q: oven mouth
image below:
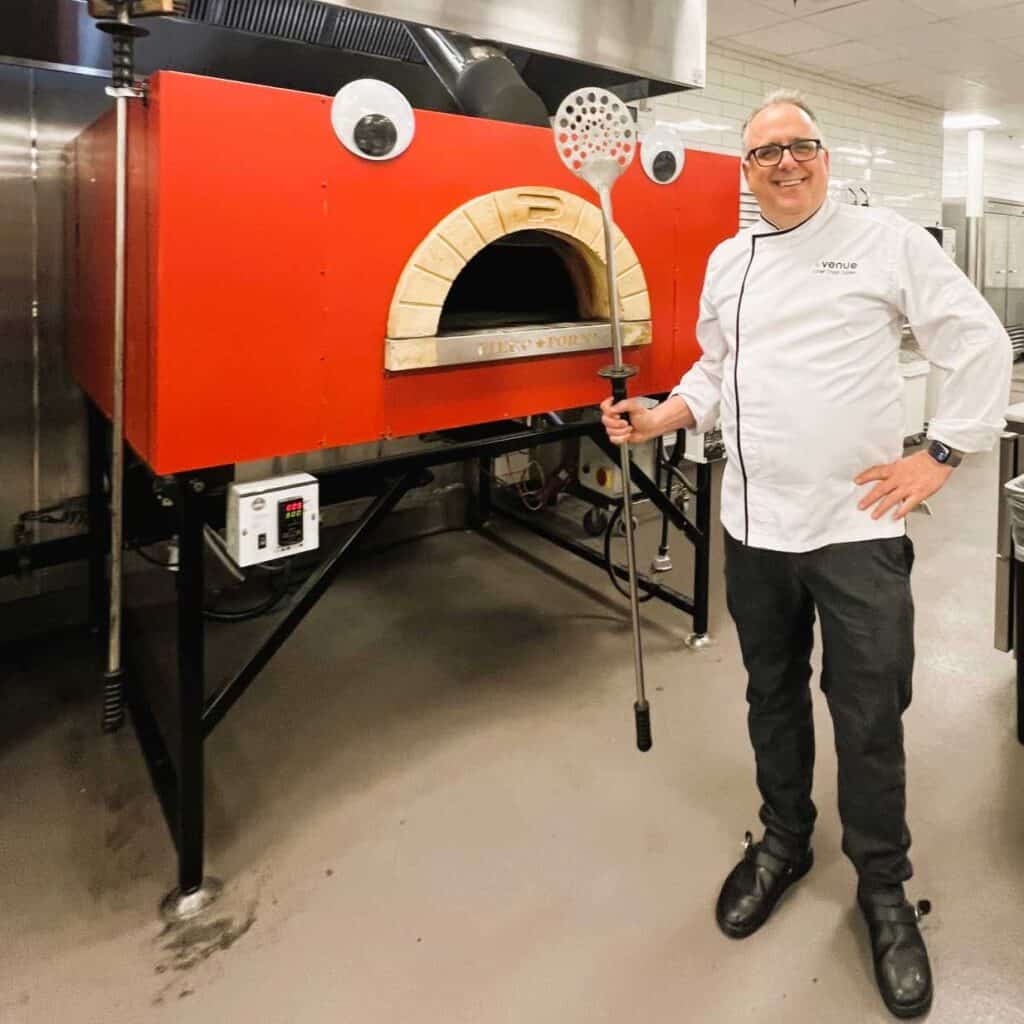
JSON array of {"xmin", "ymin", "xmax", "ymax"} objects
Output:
[
  {"xmin": 438, "ymin": 230, "xmax": 590, "ymax": 333},
  {"xmin": 384, "ymin": 187, "xmax": 652, "ymax": 372}
]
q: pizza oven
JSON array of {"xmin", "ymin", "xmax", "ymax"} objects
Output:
[{"xmin": 67, "ymin": 70, "xmax": 739, "ymax": 475}]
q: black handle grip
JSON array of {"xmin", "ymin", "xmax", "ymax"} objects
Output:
[
  {"xmin": 634, "ymin": 701, "xmax": 652, "ymax": 752},
  {"xmin": 612, "ymin": 376, "xmax": 630, "ymax": 425}
]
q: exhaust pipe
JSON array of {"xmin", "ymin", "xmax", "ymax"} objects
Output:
[{"xmin": 404, "ymin": 25, "xmax": 549, "ymax": 126}]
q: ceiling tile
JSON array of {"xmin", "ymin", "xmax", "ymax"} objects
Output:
[
  {"xmin": 967, "ymin": 61, "xmax": 1024, "ymax": 91},
  {"xmin": 711, "ymin": 0, "xmax": 1024, "ymax": 152},
  {"xmin": 804, "ymin": 0, "xmax": 940, "ymax": 36},
  {"xmin": 904, "ymin": 74, "xmax": 966, "ymax": 104},
  {"xmin": 920, "ymin": 39, "xmax": 1024, "ymax": 72},
  {"xmin": 708, "ymin": 0, "xmax": 793, "ymax": 39},
  {"xmin": 881, "ymin": 20, "xmax": 967, "ymax": 52},
  {"xmin": 940, "ymin": 4, "xmax": 1024, "ymax": 39},
  {"xmin": 911, "ymin": 0, "xmax": 1022, "ymax": 14},
  {"xmin": 722, "ymin": 19, "xmax": 848, "ymax": 54},
  {"xmin": 842, "ymin": 58, "xmax": 929, "ymax": 84},
  {"xmin": 794, "ymin": 40, "xmax": 895, "ymax": 69},
  {"xmin": 756, "ymin": 0, "xmax": 857, "ymax": 12},
  {"xmin": 877, "ymin": 20, "xmax": 1023, "ymax": 66}
]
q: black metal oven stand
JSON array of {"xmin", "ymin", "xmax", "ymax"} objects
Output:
[{"xmin": 86, "ymin": 411, "xmax": 716, "ymax": 913}]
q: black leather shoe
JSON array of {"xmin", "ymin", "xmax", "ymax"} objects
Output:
[
  {"xmin": 715, "ymin": 831, "xmax": 813, "ymax": 939},
  {"xmin": 859, "ymin": 893, "xmax": 933, "ymax": 1019}
]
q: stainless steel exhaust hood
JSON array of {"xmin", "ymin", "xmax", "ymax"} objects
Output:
[
  {"xmin": 3, "ymin": 1, "xmax": 706, "ymax": 110},
  {"xmin": 322, "ymin": 1, "xmax": 708, "ymax": 92}
]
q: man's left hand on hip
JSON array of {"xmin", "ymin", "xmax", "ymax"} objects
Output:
[{"xmin": 855, "ymin": 451, "xmax": 955, "ymax": 520}]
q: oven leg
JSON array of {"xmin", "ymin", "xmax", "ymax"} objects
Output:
[
  {"xmin": 468, "ymin": 456, "xmax": 493, "ymax": 529},
  {"xmin": 685, "ymin": 461, "xmax": 713, "ymax": 650},
  {"xmin": 160, "ymin": 473, "xmax": 222, "ymax": 921}
]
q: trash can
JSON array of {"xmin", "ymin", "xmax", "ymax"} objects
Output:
[
  {"xmin": 1003, "ymin": 472, "xmax": 1024, "ymax": 743},
  {"xmin": 1006, "ymin": 473, "xmax": 1024, "ymax": 554}
]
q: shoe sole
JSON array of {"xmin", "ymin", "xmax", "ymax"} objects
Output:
[{"xmin": 715, "ymin": 850, "xmax": 814, "ymax": 940}]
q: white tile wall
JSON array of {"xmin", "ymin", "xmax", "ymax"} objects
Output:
[
  {"xmin": 943, "ymin": 146, "xmax": 1024, "ymax": 204},
  {"xmin": 636, "ymin": 45, "xmax": 946, "ymax": 229}
]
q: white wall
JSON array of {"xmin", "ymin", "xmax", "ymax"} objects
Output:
[
  {"xmin": 943, "ymin": 143, "xmax": 1024, "ymax": 204},
  {"xmin": 636, "ymin": 45, "xmax": 945, "ymax": 229}
]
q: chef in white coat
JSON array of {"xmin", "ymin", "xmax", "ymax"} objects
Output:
[{"xmin": 602, "ymin": 90, "xmax": 1010, "ymax": 1019}]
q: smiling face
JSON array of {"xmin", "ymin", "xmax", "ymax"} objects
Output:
[{"xmin": 742, "ymin": 103, "xmax": 830, "ymax": 230}]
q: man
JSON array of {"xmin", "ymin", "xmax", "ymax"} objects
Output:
[{"xmin": 602, "ymin": 90, "xmax": 1010, "ymax": 1018}]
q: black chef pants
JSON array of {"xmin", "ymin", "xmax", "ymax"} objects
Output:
[{"xmin": 723, "ymin": 531, "xmax": 915, "ymax": 891}]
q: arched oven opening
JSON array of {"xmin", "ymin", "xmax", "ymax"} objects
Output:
[{"xmin": 437, "ymin": 229, "xmax": 603, "ymax": 334}]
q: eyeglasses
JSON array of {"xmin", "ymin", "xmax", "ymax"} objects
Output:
[{"xmin": 746, "ymin": 138, "xmax": 823, "ymax": 167}]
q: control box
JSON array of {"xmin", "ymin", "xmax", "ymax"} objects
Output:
[
  {"xmin": 226, "ymin": 473, "xmax": 319, "ymax": 567},
  {"xmin": 578, "ymin": 435, "xmax": 659, "ymax": 498},
  {"xmin": 577, "ymin": 397, "xmax": 688, "ymax": 498}
]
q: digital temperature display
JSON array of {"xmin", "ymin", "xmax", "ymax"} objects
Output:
[{"xmin": 277, "ymin": 496, "xmax": 304, "ymax": 547}]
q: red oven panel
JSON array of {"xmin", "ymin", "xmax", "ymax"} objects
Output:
[{"xmin": 68, "ymin": 72, "xmax": 739, "ymax": 475}]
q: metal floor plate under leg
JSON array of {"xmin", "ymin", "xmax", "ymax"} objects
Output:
[{"xmin": 160, "ymin": 877, "xmax": 224, "ymax": 923}]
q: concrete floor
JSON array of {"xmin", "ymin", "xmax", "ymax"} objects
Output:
[{"xmin": 3, "ymin": 443, "xmax": 1024, "ymax": 1024}]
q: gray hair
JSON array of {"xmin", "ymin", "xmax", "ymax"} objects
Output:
[{"xmin": 741, "ymin": 89, "xmax": 825, "ymax": 151}]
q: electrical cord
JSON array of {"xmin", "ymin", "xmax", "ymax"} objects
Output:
[
  {"xmin": 603, "ymin": 503, "xmax": 656, "ymax": 603},
  {"xmin": 202, "ymin": 557, "xmax": 318, "ymax": 623},
  {"xmin": 130, "ymin": 542, "xmax": 176, "ymax": 569},
  {"xmin": 662, "ymin": 460, "xmax": 697, "ymax": 497},
  {"xmin": 485, "ymin": 457, "xmax": 548, "ymax": 511},
  {"xmin": 14, "ymin": 497, "xmax": 90, "ymax": 547},
  {"xmin": 17, "ymin": 498, "xmax": 89, "ymax": 528},
  {"xmin": 516, "ymin": 459, "xmax": 547, "ymax": 511},
  {"xmin": 203, "ymin": 586, "xmax": 290, "ymax": 622}
]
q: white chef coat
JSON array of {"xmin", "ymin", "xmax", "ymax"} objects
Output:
[{"xmin": 671, "ymin": 198, "xmax": 1011, "ymax": 553}]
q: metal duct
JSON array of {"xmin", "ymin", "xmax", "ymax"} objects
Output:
[{"xmin": 404, "ymin": 25, "xmax": 548, "ymax": 127}]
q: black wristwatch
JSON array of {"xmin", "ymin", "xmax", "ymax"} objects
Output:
[{"xmin": 927, "ymin": 440, "xmax": 963, "ymax": 468}]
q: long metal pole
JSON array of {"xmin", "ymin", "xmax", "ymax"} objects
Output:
[
  {"xmin": 598, "ymin": 187, "xmax": 650, "ymax": 749},
  {"xmin": 102, "ymin": 2, "xmax": 130, "ymax": 732}
]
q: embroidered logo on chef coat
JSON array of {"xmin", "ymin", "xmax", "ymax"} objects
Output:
[{"xmin": 813, "ymin": 258, "xmax": 859, "ymax": 275}]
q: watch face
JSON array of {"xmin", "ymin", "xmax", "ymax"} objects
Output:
[{"xmin": 931, "ymin": 442, "xmax": 950, "ymax": 463}]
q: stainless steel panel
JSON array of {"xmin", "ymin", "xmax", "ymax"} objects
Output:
[
  {"xmin": 995, "ymin": 555, "xmax": 1013, "ymax": 653},
  {"xmin": 6, "ymin": 2, "xmax": 701, "ymax": 109},
  {"xmin": 983, "ymin": 211, "xmax": 1008, "ymax": 322},
  {"xmin": 321, "ymin": 0, "xmax": 708, "ymax": 88},
  {"xmin": 942, "ymin": 200, "xmax": 968, "ymax": 275},
  {"xmin": 385, "ymin": 320, "xmax": 652, "ymax": 372},
  {"xmin": 1006, "ymin": 216, "xmax": 1024, "ymax": 326},
  {"xmin": 0, "ymin": 64, "xmax": 111, "ymax": 603},
  {"xmin": 0, "ymin": 64, "xmax": 35, "ymax": 601},
  {"xmin": 35, "ymin": 69, "xmax": 110, "ymax": 511}
]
